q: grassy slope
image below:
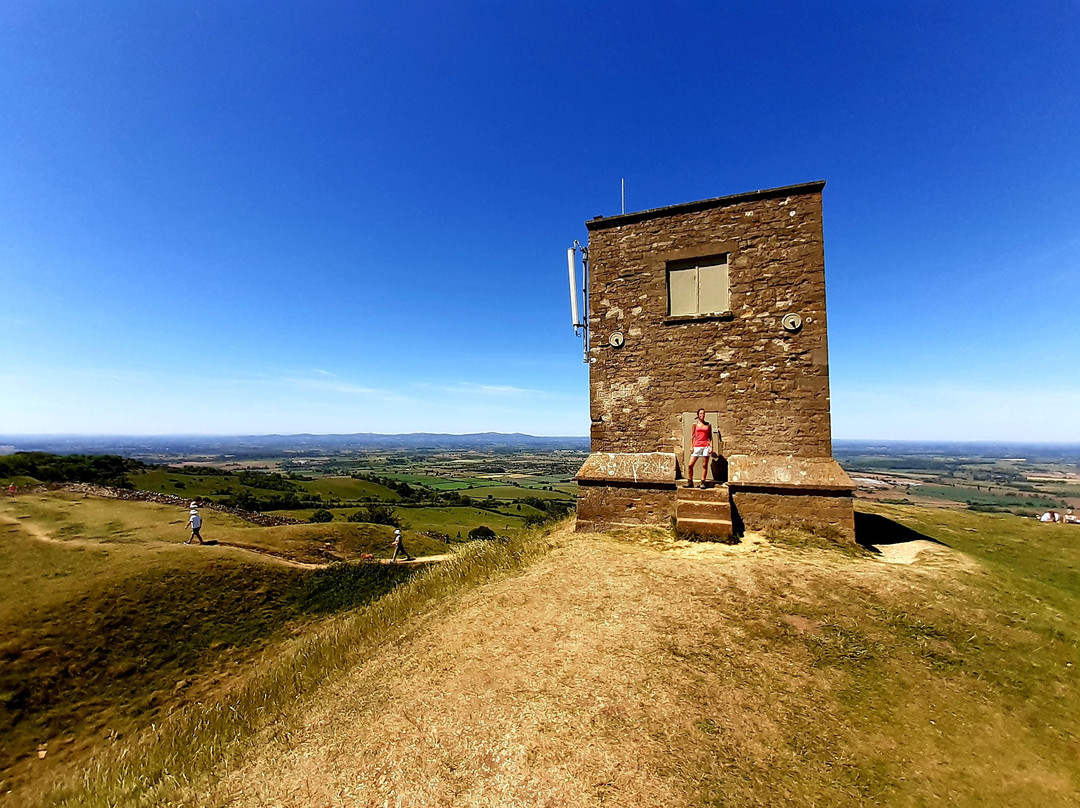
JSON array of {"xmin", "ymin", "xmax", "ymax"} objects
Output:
[
  {"xmin": 0, "ymin": 493, "xmax": 446, "ymax": 796},
  {"xmin": 200, "ymin": 506, "xmax": 1077, "ymax": 807},
  {"xmin": 296, "ymin": 476, "xmax": 401, "ymax": 501},
  {"xmin": 275, "ymin": 505, "xmax": 531, "ymax": 536},
  {"xmin": 397, "ymin": 505, "xmax": 527, "ymax": 535}
]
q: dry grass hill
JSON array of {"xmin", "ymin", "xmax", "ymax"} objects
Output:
[
  {"xmin": 197, "ymin": 518, "xmax": 1079, "ymax": 808},
  {"xmin": 3, "ymin": 493, "xmax": 1079, "ymax": 806}
]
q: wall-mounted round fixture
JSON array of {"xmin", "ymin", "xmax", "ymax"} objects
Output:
[
  {"xmin": 609, "ymin": 331, "xmax": 625, "ymax": 348},
  {"xmin": 781, "ymin": 313, "xmax": 803, "ymax": 333}
]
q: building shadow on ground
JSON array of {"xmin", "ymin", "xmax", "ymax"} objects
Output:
[{"xmin": 854, "ymin": 511, "xmax": 947, "ymax": 554}]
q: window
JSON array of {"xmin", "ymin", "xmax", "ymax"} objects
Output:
[{"xmin": 667, "ymin": 255, "xmax": 729, "ymax": 317}]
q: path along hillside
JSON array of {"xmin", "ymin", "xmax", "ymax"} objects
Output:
[{"xmin": 193, "ymin": 509, "xmax": 1080, "ymax": 807}]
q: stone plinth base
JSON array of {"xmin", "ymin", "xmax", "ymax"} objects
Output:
[
  {"xmin": 574, "ymin": 452, "xmax": 855, "ymax": 544},
  {"xmin": 726, "ymin": 454, "xmax": 855, "ymax": 543},
  {"xmin": 730, "ymin": 489, "xmax": 856, "ymax": 543},
  {"xmin": 576, "ymin": 483, "xmax": 676, "ymax": 532}
]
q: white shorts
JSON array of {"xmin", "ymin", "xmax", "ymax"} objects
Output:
[{"xmin": 691, "ymin": 446, "xmax": 711, "ymax": 458}]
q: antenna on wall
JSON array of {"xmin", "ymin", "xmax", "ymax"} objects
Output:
[
  {"xmin": 567, "ymin": 240, "xmax": 590, "ymax": 364},
  {"xmin": 621, "ymin": 178, "xmax": 625, "ymax": 215}
]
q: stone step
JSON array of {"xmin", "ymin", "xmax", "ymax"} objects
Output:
[
  {"xmin": 675, "ymin": 516, "xmax": 733, "ymax": 538},
  {"xmin": 675, "ymin": 485, "xmax": 729, "ymax": 502},
  {"xmin": 675, "ymin": 500, "xmax": 733, "ymax": 520}
]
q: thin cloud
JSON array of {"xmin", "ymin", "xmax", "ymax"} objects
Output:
[
  {"xmin": 418, "ymin": 381, "xmax": 551, "ymax": 397},
  {"xmin": 283, "ymin": 377, "xmax": 393, "ymax": 397}
]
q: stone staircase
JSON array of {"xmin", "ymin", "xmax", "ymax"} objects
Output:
[{"xmin": 675, "ymin": 484, "xmax": 734, "ymax": 539}]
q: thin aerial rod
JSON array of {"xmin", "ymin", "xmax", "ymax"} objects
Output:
[{"xmin": 621, "ymin": 178, "xmax": 625, "ymax": 214}]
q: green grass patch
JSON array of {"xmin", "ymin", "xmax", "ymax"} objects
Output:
[
  {"xmin": 696, "ymin": 515, "xmax": 1080, "ymax": 806},
  {"xmin": 296, "ymin": 476, "xmax": 401, "ymax": 501},
  {"xmin": 393, "ymin": 506, "xmax": 525, "ymax": 537}
]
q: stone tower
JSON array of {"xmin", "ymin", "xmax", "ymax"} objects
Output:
[{"xmin": 574, "ymin": 181, "xmax": 855, "ymax": 541}]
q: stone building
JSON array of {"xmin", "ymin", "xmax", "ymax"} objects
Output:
[{"xmin": 574, "ymin": 181, "xmax": 855, "ymax": 541}]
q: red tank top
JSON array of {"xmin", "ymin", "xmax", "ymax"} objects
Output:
[{"xmin": 692, "ymin": 421, "xmax": 711, "ymax": 448}]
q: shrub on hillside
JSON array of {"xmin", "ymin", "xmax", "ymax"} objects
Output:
[
  {"xmin": 347, "ymin": 503, "xmax": 401, "ymax": 528},
  {"xmin": 468, "ymin": 525, "xmax": 496, "ymax": 541},
  {"xmin": 221, "ymin": 490, "xmax": 320, "ymax": 512},
  {"xmin": 309, "ymin": 509, "xmax": 334, "ymax": 523}
]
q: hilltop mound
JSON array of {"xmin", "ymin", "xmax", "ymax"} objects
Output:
[
  {"xmin": 191, "ymin": 515, "xmax": 1079, "ymax": 807},
  {"xmin": 12, "ymin": 502, "xmax": 1080, "ymax": 806}
]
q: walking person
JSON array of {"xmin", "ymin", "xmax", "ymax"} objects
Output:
[
  {"xmin": 185, "ymin": 503, "xmax": 204, "ymax": 545},
  {"xmin": 390, "ymin": 528, "xmax": 413, "ymax": 562},
  {"xmin": 7, "ymin": 483, "xmax": 15, "ymax": 497},
  {"xmin": 686, "ymin": 408, "xmax": 714, "ymax": 488}
]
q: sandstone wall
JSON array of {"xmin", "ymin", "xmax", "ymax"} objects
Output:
[
  {"xmin": 731, "ymin": 490, "xmax": 856, "ymax": 543},
  {"xmin": 585, "ymin": 182, "xmax": 833, "ymax": 460},
  {"xmin": 576, "ymin": 485, "xmax": 676, "ymax": 532}
]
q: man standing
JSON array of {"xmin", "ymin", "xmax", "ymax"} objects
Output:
[
  {"xmin": 185, "ymin": 503, "xmax": 204, "ymax": 545},
  {"xmin": 686, "ymin": 408, "xmax": 714, "ymax": 488},
  {"xmin": 391, "ymin": 528, "xmax": 413, "ymax": 562}
]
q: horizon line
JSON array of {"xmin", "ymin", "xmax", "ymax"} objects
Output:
[{"xmin": 1, "ymin": 433, "xmax": 1079, "ymax": 447}]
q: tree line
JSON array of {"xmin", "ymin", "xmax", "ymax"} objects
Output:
[{"xmin": 0, "ymin": 452, "xmax": 146, "ymax": 487}]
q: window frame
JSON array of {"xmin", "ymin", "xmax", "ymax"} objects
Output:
[{"xmin": 664, "ymin": 252, "xmax": 733, "ymax": 322}]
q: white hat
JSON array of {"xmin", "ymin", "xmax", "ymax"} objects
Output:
[{"xmin": 189, "ymin": 502, "xmax": 198, "ymax": 509}]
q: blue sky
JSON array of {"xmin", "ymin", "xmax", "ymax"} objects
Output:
[{"xmin": 2, "ymin": 1, "xmax": 1078, "ymax": 440}]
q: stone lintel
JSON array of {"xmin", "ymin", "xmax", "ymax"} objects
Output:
[
  {"xmin": 575, "ymin": 452, "xmax": 678, "ymax": 486},
  {"xmin": 726, "ymin": 454, "xmax": 854, "ymax": 492}
]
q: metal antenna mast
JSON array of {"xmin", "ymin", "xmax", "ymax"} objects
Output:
[{"xmin": 567, "ymin": 241, "xmax": 590, "ymax": 364}]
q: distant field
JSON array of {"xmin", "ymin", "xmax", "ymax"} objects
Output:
[
  {"xmin": 456, "ymin": 484, "xmax": 570, "ymax": 500},
  {"xmin": 297, "ymin": 476, "xmax": 401, "ymax": 501},
  {"xmin": 379, "ymin": 474, "xmax": 504, "ymax": 490},
  {"xmin": 1030, "ymin": 481, "xmax": 1080, "ymax": 505},
  {"xmin": 128, "ymin": 468, "xmax": 253, "ymax": 498},
  {"xmin": 914, "ymin": 483, "xmax": 1065, "ymax": 512},
  {"xmin": 398, "ymin": 506, "xmax": 525, "ymax": 536}
]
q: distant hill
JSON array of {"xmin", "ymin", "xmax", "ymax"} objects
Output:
[
  {"xmin": 0, "ymin": 432, "xmax": 590, "ymax": 459},
  {"xmin": 833, "ymin": 439, "xmax": 1080, "ymax": 465}
]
